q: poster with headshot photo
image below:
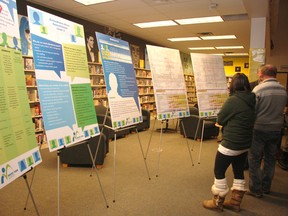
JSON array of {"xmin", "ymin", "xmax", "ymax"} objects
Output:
[{"xmin": 85, "ymin": 32, "xmax": 99, "ymax": 63}]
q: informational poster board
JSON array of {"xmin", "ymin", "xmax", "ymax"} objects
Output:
[
  {"xmin": 18, "ymin": 15, "xmax": 33, "ymax": 57},
  {"xmin": 190, "ymin": 53, "xmax": 228, "ymax": 117},
  {"xmin": 27, "ymin": 6, "xmax": 99, "ymax": 152},
  {"xmin": 146, "ymin": 45, "xmax": 190, "ymax": 120},
  {"xmin": 249, "ymin": 48, "xmax": 265, "ymax": 82},
  {"xmin": 96, "ymin": 32, "xmax": 142, "ymax": 129},
  {"xmin": 0, "ymin": 0, "xmax": 42, "ymax": 189}
]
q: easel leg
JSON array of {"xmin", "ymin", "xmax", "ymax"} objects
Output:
[
  {"xmin": 156, "ymin": 121, "xmax": 163, "ymax": 177},
  {"xmin": 180, "ymin": 120, "xmax": 194, "ymax": 166},
  {"xmin": 145, "ymin": 117, "xmax": 157, "ymax": 159},
  {"xmin": 135, "ymin": 128, "xmax": 151, "ymax": 180},
  {"xmin": 113, "ymin": 133, "xmax": 117, "ymax": 203},
  {"xmin": 57, "ymin": 151, "xmax": 60, "ymax": 216},
  {"xmin": 86, "ymin": 141, "xmax": 109, "ymax": 208},
  {"xmin": 197, "ymin": 120, "xmax": 205, "ymax": 164},
  {"xmin": 23, "ymin": 167, "xmax": 37, "ymax": 210},
  {"xmin": 23, "ymin": 174, "xmax": 40, "ymax": 216}
]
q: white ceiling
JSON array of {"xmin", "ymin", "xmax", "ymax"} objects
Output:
[{"xmin": 26, "ymin": 0, "xmax": 269, "ymax": 55}]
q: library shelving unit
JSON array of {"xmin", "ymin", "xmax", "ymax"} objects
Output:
[
  {"xmin": 23, "ymin": 55, "xmax": 46, "ymax": 145},
  {"xmin": 184, "ymin": 74, "xmax": 197, "ymax": 105},
  {"xmin": 88, "ymin": 62, "xmax": 108, "ymax": 107},
  {"xmin": 135, "ymin": 68, "xmax": 156, "ymax": 118}
]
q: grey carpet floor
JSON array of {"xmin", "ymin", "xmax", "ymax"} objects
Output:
[{"xmin": 1, "ymin": 124, "xmax": 288, "ymax": 216}]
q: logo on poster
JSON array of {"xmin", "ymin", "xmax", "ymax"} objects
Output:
[{"xmin": 1, "ymin": 164, "xmax": 15, "ymax": 185}]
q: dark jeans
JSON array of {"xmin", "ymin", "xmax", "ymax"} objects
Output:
[
  {"xmin": 214, "ymin": 151, "xmax": 248, "ymax": 180},
  {"xmin": 248, "ymin": 129, "xmax": 281, "ymax": 194}
]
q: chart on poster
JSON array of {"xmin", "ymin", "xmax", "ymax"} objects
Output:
[
  {"xmin": 190, "ymin": 53, "xmax": 228, "ymax": 117},
  {"xmin": 146, "ymin": 45, "xmax": 190, "ymax": 120},
  {"xmin": 27, "ymin": 6, "xmax": 99, "ymax": 152},
  {"xmin": 0, "ymin": 0, "xmax": 42, "ymax": 189},
  {"xmin": 96, "ymin": 32, "xmax": 142, "ymax": 129}
]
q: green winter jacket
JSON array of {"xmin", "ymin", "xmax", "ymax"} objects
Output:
[{"xmin": 217, "ymin": 91, "xmax": 256, "ymax": 150}]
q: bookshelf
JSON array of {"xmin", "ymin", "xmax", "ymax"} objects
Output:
[
  {"xmin": 135, "ymin": 68, "xmax": 156, "ymax": 118},
  {"xmin": 184, "ymin": 74, "xmax": 197, "ymax": 105},
  {"xmin": 88, "ymin": 62, "xmax": 108, "ymax": 106},
  {"xmin": 23, "ymin": 55, "xmax": 46, "ymax": 145}
]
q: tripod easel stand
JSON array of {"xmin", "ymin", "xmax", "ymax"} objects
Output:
[{"xmin": 145, "ymin": 117, "xmax": 194, "ymax": 178}]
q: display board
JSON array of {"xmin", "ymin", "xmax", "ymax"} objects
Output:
[
  {"xmin": 27, "ymin": 6, "xmax": 99, "ymax": 152},
  {"xmin": 96, "ymin": 32, "xmax": 142, "ymax": 129},
  {"xmin": 146, "ymin": 45, "xmax": 190, "ymax": 120},
  {"xmin": 190, "ymin": 53, "xmax": 228, "ymax": 117},
  {"xmin": 0, "ymin": 0, "xmax": 42, "ymax": 189}
]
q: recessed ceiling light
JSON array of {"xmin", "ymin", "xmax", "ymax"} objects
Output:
[
  {"xmin": 175, "ymin": 16, "xmax": 223, "ymax": 25},
  {"xmin": 134, "ymin": 20, "xmax": 178, "ymax": 28},
  {"xmin": 74, "ymin": 0, "xmax": 114, "ymax": 6},
  {"xmin": 216, "ymin": 46, "xmax": 244, "ymax": 49},
  {"xmin": 189, "ymin": 47, "xmax": 215, "ymax": 50},
  {"xmin": 168, "ymin": 37, "xmax": 201, "ymax": 42},
  {"xmin": 200, "ymin": 35, "xmax": 236, "ymax": 40}
]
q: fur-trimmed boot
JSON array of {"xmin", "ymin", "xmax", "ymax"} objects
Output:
[
  {"xmin": 224, "ymin": 179, "xmax": 246, "ymax": 212},
  {"xmin": 203, "ymin": 178, "xmax": 229, "ymax": 211}
]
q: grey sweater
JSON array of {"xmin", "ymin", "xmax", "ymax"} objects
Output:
[{"xmin": 253, "ymin": 78, "xmax": 287, "ymax": 131}]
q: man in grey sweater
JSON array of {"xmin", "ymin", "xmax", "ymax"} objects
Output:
[{"xmin": 248, "ymin": 64, "xmax": 287, "ymax": 198}]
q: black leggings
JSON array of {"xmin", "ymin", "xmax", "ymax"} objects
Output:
[{"xmin": 214, "ymin": 151, "xmax": 247, "ymax": 179}]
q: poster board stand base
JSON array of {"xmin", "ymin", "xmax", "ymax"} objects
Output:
[
  {"xmin": 145, "ymin": 117, "xmax": 194, "ymax": 177},
  {"xmin": 22, "ymin": 168, "xmax": 40, "ymax": 216},
  {"xmin": 109, "ymin": 125, "xmax": 151, "ymax": 203}
]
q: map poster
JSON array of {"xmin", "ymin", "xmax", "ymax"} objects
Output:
[
  {"xmin": 190, "ymin": 53, "xmax": 228, "ymax": 117},
  {"xmin": 0, "ymin": 0, "xmax": 42, "ymax": 189},
  {"xmin": 146, "ymin": 45, "xmax": 190, "ymax": 120},
  {"xmin": 96, "ymin": 32, "xmax": 142, "ymax": 129},
  {"xmin": 27, "ymin": 6, "xmax": 99, "ymax": 152}
]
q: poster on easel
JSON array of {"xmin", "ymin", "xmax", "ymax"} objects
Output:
[
  {"xmin": 95, "ymin": 32, "xmax": 142, "ymax": 129},
  {"xmin": 0, "ymin": 0, "xmax": 42, "ymax": 189},
  {"xmin": 190, "ymin": 53, "xmax": 228, "ymax": 117},
  {"xmin": 146, "ymin": 45, "xmax": 190, "ymax": 120},
  {"xmin": 27, "ymin": 6, "xmax": 99, "ymax": 152}
]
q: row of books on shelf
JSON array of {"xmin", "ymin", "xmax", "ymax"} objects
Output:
[
  {"xmin": 27, "ymin": 89, "xmax": 39, "ymax": 103},
  {"xmin": 184, "ymin": 75, "xmax": 194, "ymax": 82},
  {"xmin": 135, "ymin": 70, "xmax": 151, "ymax": 78},
  {"xmin": 138, "ymin": 86, "xmax": 153, "ymax": 95},
  {"xmin": 30, "ymin": 104, "xmax": 42, "ymax": 117},
  {"xmin": 25, "ymin": 74, "xmax": 36, "ymax": 86},
  {"xmin": 141, "ymin": 103, "xmax": 156, "ymax": 111},
  {"xmin": 186, "ymin": 87, "xmax": 195, "ymax": 92},
  {"xmin": 92, "ymin": 88, "xmax": 107, "ymax": 97},
  {"xmin": 140, "ymin": 95, "xmax": 155, "ymax": 103},
  {"xmin": 91, "ymin": 76, "xmax": 105, "ymax": 85},
  {"xmin": 93, "ymin": 99, "xmax": 109, "ymax": 107},
  {"xmin": 89, "ymin": 64, "xmax": 103, "ymax": 75},
  {"xmin": 34, "ymin": 118, "xmax": 44, "ymax": 132},
  {"xmin": 137, "ymin": 79, "xmax": 153, "ymax": 86}
]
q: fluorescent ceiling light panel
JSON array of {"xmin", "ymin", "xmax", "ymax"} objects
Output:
[
  {"xmin": 175, "ymin": 16, "xmax": 223, "ymax": 25},
  {"xmin": 225, "ymin": 52, "xmax": 248, "ymax": 56},
  {"xmin": 168, "ymin": 37, "xmax": 201, "ymax": 42},
  {"xmin": 216, "ymin": 46, "xmax": 244, "ymax": 49},
  {"xmin": 74, "ymin": 0, "xmax": 114, "ymax": 5},
  {"xmin": 134, "ymin": 20, "xmax": 177, "ymax": 28},
  {"xmin": 200, "ymin": 35, "xmax": 236, "ymax": 40},
  {"xmin": 189, "ymin": 47, "xmax": 215, "ymax": 50}
]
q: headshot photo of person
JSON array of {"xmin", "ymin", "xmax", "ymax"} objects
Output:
[{"xmin": 85, "ymin": 34, "xmax": 98, "ymax": 63}]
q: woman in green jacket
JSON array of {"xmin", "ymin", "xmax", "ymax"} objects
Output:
[{"xmin": 203, "ymin": 73, "xmax": 256, "ymax": 212}]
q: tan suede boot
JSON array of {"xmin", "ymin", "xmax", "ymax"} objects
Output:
[
  {"xmin": 223, "ymin": 189, "xmax": 245, "ymax": 212},
  {"xmin": 203, "ymin": 195, "xmax": 225, "ymax": 211}
]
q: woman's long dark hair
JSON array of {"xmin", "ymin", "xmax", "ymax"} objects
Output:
[{"xmin": 229, "ymin": 73, "xmax": 251, "ymax": 95}]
